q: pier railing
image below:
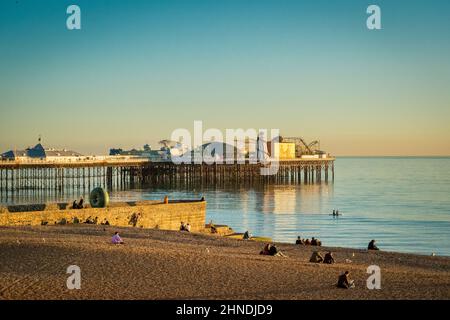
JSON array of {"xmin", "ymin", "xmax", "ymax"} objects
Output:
[{"xmin": 0, "ymin": 157, "xmax": 150, "ymax": 168}]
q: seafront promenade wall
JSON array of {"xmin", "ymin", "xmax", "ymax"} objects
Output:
[{"xmin": 0, "ymin": 200, "xmax": 206, "ymax": 232}]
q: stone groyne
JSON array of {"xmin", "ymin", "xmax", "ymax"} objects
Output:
[{"xmin": 0, "ymin": 199, "xmax": 206, "ymax": 232}]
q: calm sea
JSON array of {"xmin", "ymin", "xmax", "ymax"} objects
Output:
[
  {"xmin": 110, "ymin": 157, "xmax": 450, "ymax": 256},
  {"xmin": 2, "ymin": 157, "xmax": 450, "ymax": 256}
]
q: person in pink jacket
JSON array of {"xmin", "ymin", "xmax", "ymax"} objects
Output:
[{"xmin": 111, "ymin": 232, "xmax": 124, "ymax": 244}]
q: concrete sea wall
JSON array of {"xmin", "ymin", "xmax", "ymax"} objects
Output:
[{"xmin": 0, "ymin": 200, "xmax": 206, "ymax": 232}]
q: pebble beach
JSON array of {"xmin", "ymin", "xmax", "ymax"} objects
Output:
[{"xmin": 0, "ymin": 225, "xmax": 449, "ymax": 300}]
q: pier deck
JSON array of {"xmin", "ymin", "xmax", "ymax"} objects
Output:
[{"xmin": 0, "ymin": 157, "xmax": 335, "ymax": 195}]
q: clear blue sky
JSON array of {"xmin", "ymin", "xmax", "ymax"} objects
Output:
[{"xmin": 1, "ymin": 0, "xmax": 449, "ymax": 155}]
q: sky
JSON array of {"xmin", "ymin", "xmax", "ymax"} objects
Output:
[{"xmin": 0, "ymin": 0, "xmax": 449, "ymax": 156}]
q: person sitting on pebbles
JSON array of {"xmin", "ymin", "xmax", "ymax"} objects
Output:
[
  {"xmin": 337, "ymin": 271, "xmax": 355, "ymax": 289},
  {"xmin": 368, "ymin": 239, "xmax": 380, "ymax": 251},
  {"xmin": 269, "ymin": 244, "xmax": 286, "ymax": 257},
  {"xmin": 323, "ymin": 251, "xmax": 335, "ymax": 264},
  {"xmin": 295, "ymin": 236, "xmax": 305, "ymax": 245},
  {"xmin": 111, "ymin": 232, "xmax": 124, "ymax": 245},
  {"xmin": 260, "ymin": 244, "xmax": 286, "ymax": 257},
  {"xmin": 260, "ymin": 243, "xmax": 271, "ymax": 255},
  {"xmin": 243, "ymin": 231, "xmax": 251, "ymax": 240},
  {"xmin": 309, "ymin": 251, "xmax": 324, "ymax": 263},
  {"xmin": 304, "ymin": 238, "xmax": 311, "ymax": 245},
  {"xmin": 77, "ymin": 196, "xmax": 84, "ymax": 209},
  {"xmin": 310, "ymin": 237, "xmax": 322, "ymax": 246}
]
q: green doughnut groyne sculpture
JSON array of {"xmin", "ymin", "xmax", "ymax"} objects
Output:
[{"xmin": 89, "ymin": 187, "xmax": 110, "ymax": 208}]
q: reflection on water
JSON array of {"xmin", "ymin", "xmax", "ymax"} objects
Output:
[
  {"xmin": 258, "ymin": 184, "xmax": 334, "ymax": 214},
  {"xmin": 2, "ymin": 158, "xmax": 450, "ymax": 256}
]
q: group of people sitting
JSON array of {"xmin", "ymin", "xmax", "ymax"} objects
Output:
[
  {"xmin": 109, "ymin": 224, "xmax": 377, "ymax": 290},
  {"xmin": 180, "ymin": 222, "xmax": 191, "ymax": 232},
  {"xmin": 295, "ymin": 236, "xmax": 322, "ymax": 246},
  {"xmin": 72, "ymin": 197, "xmax": 84, "ymax": 209},
  {"xmin": 309, "ymin": 251, "xmax": 335, "ymax": 264},
  {"xmin": 260, "ymin": 243, "xmax": 286, "ymax": 257},
  {"xmin": 307, "ymin": 250, "xmax": 355, "ymax": 289}
]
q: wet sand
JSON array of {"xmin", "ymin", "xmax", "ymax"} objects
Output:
[{"xmin": 0, "ymin": 225, "xmax": 449, "ymax": 300}]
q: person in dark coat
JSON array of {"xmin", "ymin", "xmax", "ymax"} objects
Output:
[
  {"xmin": 323, "ymin": 251, "xmax": 335, "ymax": 264},
  {"xmin": 337, "ymin": 271, "xmax": 355, "ymax": 289},
  {"xmin": 268, "ymin": 244, "xmax": 286, "ymax": 257},
  {"xmin": 77, "ymin": 197, "xmax": 84, "ymax": 209},
  {"xmin": 368, "ymin": 239, "xmax": 380, "ymax": 251}
]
